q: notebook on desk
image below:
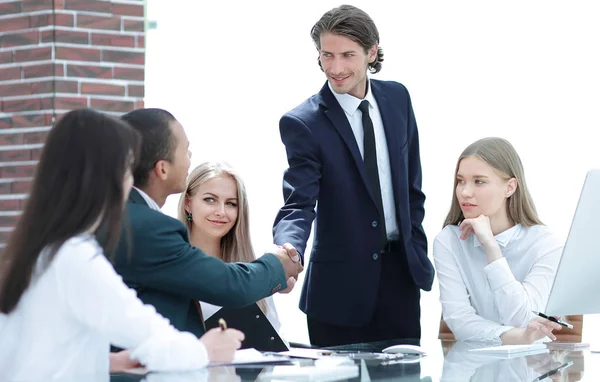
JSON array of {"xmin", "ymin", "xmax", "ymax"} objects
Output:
[
  {"xmin": 467, "ymin": 344, "xmax": 547, "ymax": 355},
  {"xmin": 204, "ymin": 303, "xmax": 289, "ymax": 352}
]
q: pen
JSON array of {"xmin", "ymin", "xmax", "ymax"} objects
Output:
[
  {"xmin": 218, "ymin": 318, "xmax": 227, "ymax": 331},
  {"xmin": 532, "ymin": 311, "xmax": 574, "ymax": 329},
  {"xmin": 532, "ymin": 361, "xmax": 573, "ymax": 382}
]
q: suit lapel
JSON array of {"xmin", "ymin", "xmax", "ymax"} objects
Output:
[{"xmin": 319, "ymin": 82, "xmax": 376, "ymax": 204}]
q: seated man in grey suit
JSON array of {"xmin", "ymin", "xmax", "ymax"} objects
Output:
[{"xmin": 110, "ymin": 108, "xmax": 302, "ymax": 340}]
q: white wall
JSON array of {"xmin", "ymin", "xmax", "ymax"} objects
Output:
[{"xmin": 145, "ymin": 0, "xmax": 600, "ymax": 345}]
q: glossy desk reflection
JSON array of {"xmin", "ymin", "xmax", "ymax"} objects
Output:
[{"xmin": 109, "ymin": 339, "xmax": 592, "ymax": 381}]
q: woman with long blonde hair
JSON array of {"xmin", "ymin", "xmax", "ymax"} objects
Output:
[
  {"xmin": 433, "ymin": 137, "xmax": 563, "ymax": 345},
  {"xmin": 178, "ymin": 162, "xmax": 282, "ymax": 331}
]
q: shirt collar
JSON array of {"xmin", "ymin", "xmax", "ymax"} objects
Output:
[
  {"xmin": 328, "ymin": 78, "xmax": 376, "ymax": 116},
  {"xmin": 473, "ymin": 224, "xmax": 522, "ymax": 248},
  {"xmin": 133, "ymin": 186, "xmax": 161, "ymax": 212}
]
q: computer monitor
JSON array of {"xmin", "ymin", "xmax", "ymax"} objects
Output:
[{"xmin": 545, "ymin": 169, "xmax": 600, "ymax": 316}]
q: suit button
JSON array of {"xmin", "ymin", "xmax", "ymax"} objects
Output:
[
  {"xmin": 372, "ymin": 253, "xmax": 379, "ymax": 260},
  {"xmin": 372, "ymin": 220, "xmax": 378, "ymax": 228}
]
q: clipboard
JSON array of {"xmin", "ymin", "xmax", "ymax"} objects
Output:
[{"xmin": 205, "ymin": 303, "xmax": 289, "ymax": 352}]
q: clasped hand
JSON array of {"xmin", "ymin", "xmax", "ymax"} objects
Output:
[{"xmin": 268, "ymin": 243, "xmax": 304, "ymax": 293}]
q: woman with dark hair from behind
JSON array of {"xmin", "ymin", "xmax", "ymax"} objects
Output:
[{"xmin": 0, "ymin": 109, "xmax": 244, "ymax": 381}]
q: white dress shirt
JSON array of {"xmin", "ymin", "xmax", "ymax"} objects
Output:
[
  {"xmin": 200, "ymin": 297, "xmax": 282, "ymax": 332},
  {"xmin": 0, "ymin": 235, "xmax": 208, "ymax": 381},
  {"xmin": 133, "ymin": 186, "xmax": 161, "ymax": 211},
  {"xmin": 433, "ymin": 224, "xmax": 563, "ymax": 342},
  {"xmin": 329, "ymin": 80, "xmax": 398, "ymax": 239}
]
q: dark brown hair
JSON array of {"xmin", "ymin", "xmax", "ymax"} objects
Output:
[
  {"xmin": 0, "ymin": 109, "xmax": 140, "ymax": 314},
  {"xmin": 311, "ymin": 4, "xmax": 384, "ymax": 73}
]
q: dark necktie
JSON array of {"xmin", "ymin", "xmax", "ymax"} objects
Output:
[{"xmin": 358, "ymin": 100, "xmax": 387, "ymax": 247}]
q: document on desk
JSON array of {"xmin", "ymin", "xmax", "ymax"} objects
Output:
[
  {"xmin": 209, "ymin": 348, "xmax": 290, "ymax": 367},
  {"xmin": 280, "ymin": 348, "xmax": 334, "ymax": 359},
  {"xmin": 257, "ymin": 364, "xmax": 359, "ymax": 381},
  {"xmin": 467, "ymin": 344, "xmax": 547, "ymax": 356}
]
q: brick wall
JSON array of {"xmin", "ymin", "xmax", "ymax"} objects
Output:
[{"xmin": 0, "ymin": 0, "xmax": 145, "ymax": 248}]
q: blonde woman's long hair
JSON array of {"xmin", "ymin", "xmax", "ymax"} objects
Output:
[
  {"xmin": 443, "ymin": 137, "xmax": 543, "ymax": 228},
  {"xmin": 178, "ymin": 161, "xmax": 268, "ymax": 314}
]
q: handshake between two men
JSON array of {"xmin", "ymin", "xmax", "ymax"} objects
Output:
[{"xmin": 270, "ymin": 243, "xmax": 303, "ymax": 293}]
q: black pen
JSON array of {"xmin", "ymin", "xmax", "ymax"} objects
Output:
[
  {"xmin": 531, "ymin": 361, "xmax": 573, "ymax": 382},
  {"xmin": 532, "ymin": 311, "xmax": 574, "ymax": 329}
]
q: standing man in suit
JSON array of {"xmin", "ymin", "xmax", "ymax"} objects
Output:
[
  {"xmin": 273, "ymin": 5, "xmax": 434, "ymax": 346},
  {"xmin": 111, "ymin": 108, "xmax": 302, "ymax": 340}
]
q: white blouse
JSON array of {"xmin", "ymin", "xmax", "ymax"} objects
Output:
[
  {"xmin": 433, "ymin": 224, "xmax": 563, "ymax": 342},
  {"xmin": 0, "ymin": 235, "xmax": 208, "ymax": 381}
]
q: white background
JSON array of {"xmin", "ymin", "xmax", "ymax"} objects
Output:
[{"xmin": 145, "ymin": 0, "xmax": 600, "ymax": 350}]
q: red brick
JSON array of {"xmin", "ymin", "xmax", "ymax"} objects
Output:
[
  {"xmin": 113, "ymin": 66, "xmax": 143, "ymax": 81},
  {"xmin": 0, "ymin": 1, "xmax": 22, "ymax": 16},
  {"xmin": 77, "ymin": 14, "xmax": 121, "ymax": 30},
  {"xmin": 54, "ymin": 0, "xmax": 65, "ymax": 9},
  {"xmin": 0, "ymin": 118, "xmax": 11, "ymax": 129},
  {"xmin": 11, "ymin": 179, "xmax": 32, "ymax": 194},
  {"xmin": 21, "ymin": 0, "xmax": 52, "ymax": 11},
  {"xmin": 64, "ymin": 0, "xmax": 111, "ymax": 13},
  {"xmin": 28, "ymin": 14, "xmax": 53, "ymax": 28},
  {"xmin": 91, "ymin": 33, "xmax": 135, "ymax": 47},
  {"xmin": 136, "ymin": 35, "xmax": 145, "ymax": 48},
  {"xmin": 54, "ymin": 80, "xmax": 79, "ymax": 93},
  {"xmin": 0, "ymin": 149, "xmax": 31, "ymax": 162},
  {"xmin": 67, "ymin": 64, "xmax": 112, "ymax": 79},
  {"xmin": 112, "ymin": 3, "xmax": 144, "ymax": 17},
  {"xmin": 0, "ymin": 15, "xmax": 30, "ymax": 32},
  {"xmin": 0, "ymin": 133, "xmax": 23, "ymax": 146},
  {"xmin": 23, "ymin": 63, "xmax": 64, "ymax": 78},
  {"xmin": 1, "ymin": 98, "xmax": 44, "ymax": 113},
  {"xmin": 0, "ymin": 183, "xmax": 10, "ymax": 194},
  {"xmin": 81, "ymin": 83, "xmax": 125, "ymax": 96},
  {"xmin": 0, "ymin": 200, "xmax": 20, "ymax": 210},
  {"xmin": 54, "ymin": 13, "xmax": 75, "ymax": 27},
  {"xmin": 30, "ymin": 148, "xmax": 42, "ymax": 161},
  {"xmin": 0, "ymin": 162, "xmax": 37, "ymax": 178},
  {"xmin": 123, "ymin": 19, "xmax": 144, "ymax": 32},
  {"xmin": 30, "ymin": 81, "xmax": 54, "ymax": 94},
  {"xmin": 135, "ymin": 100, "xmax": 144, "ymax": 109},
  {"xmin": 10, "ymin": 114, "xmax": 51, "ymax": 128},
  {"xmin": 0, "ymin": 51, "xmax": 13, "ymax": 64},
  {"xmin": 0, "ymin": 67, "xmax": 21, "ymax": 80},
  {"xmin": 0, "ymin": 83, "xmax": 31, "ymax": 97},
  {"xmin": 14, "ymin": 47, "xmax": 52, "ymax": 62},
  {"xmin": 128, "ymin": 84, "xmax": 144, "ymax": 97},
  {"xmin": 90, "ymin": 98, "xmax": 134, "ymax": 113},
  {"xmin": 102, "ymin": 50, "xmax": 143, "ymax": 65},
  {"xmin": 23, "ymin": 131, "xmax": 49, "ymax": 145},
  {"xmin": 0, "ymin": 132, "xmax": 22, "ymax": 145},
  {"xmin": 0, "ymin": 130, "xmax": 51, "ymax": 147},
  {"xmin": 1, "ymin": 166, "xmax": 37, "ymax": 180},
  {"xmin": 56, "ymin": 47, "xmax": 101, "ymax": 62},
  {"xmin": 0, "ymin": 31, "xmax": 39, "ymax": 48},
  {"xmin": 44, "ymin": 29, "xmax": 89, "ymax": 45},
  {"xmin": 54, "ymin": 96, "xmax": 88, "ymax": 110},
  {"xmin": 0, "ymin": 214, "xmax": 20, "ymax": 227}
]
